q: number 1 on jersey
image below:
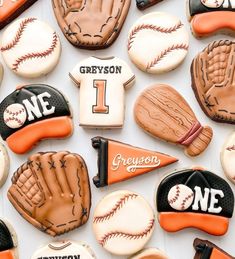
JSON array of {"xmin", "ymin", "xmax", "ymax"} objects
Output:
[{"xmin": 93, "ymin": 80, "xmax": 109, "ymax": 114}]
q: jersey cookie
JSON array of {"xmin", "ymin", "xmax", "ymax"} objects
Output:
[
  {"xmin": 0, "ymin": 84, "xmax": 73, "ymax": 154},
  {"xmin": 156, "ymin": 168, "xmax": 234, "ymax": 235},
  {"xmin": 92, "ymin": 136, "xmax": 178, "ymax": 187},
  {"xmin": 70, "ymin": 56, "xmax": 135, "ymax": 128}
]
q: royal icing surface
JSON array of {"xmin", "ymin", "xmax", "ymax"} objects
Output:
[
  {"xmin": 128, "ymin": 12, "xmax": 189, "ymax": 74},
  {"xmin": 1, "ymin": 17, "xmax": 61, "ymax": 78},
  {"xmin": 0, "ymin": 143, "xmax": 9, "ymax": 187},
  {"xmin": 70, "ymin": 56, "xmax": 135, "ymax": 128},
  {"xmin": 93, "ymin": 190, "xmax": 155, "ymax": 255},
  {"xmin": 130, "ymin": 248, "xmax": 169, "ymax": 259},
  {"xmin": 31, "ymin": 241, "xmax": 96, "ymax": 259},
  {"xmin": 0, "ymin": 62, "xmax": 3, "ymax": 84}
]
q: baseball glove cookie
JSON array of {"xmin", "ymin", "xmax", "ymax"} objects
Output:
[
  {"xmin": 191, "ymin": 40, "xmax": 235, "ymax": 124},
  {"xmin": 52, "ymin": 0, "xmax": 131, "ymax": 49},
  {"xmin": 134, "ymin": 84, "xmax": 213, "ymax": 157},
  {"xmin": 136, "ymin": 0, "xmax": 163, "ymax": 10},
  {"xmin": 8, "ymin": 152, "xmax": 91, "ymax": 237}
]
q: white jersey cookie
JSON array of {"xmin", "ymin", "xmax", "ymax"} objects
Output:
[
  {"xmin": 0, "ymin": 62, "xmax": 3, "ymax": 85},
  {"xmin": 93, "ymin": 190, "xmax": 155, "ymax": 255},
  {"xmin": 31, "ymin": 241, "xmax": 96, "ymax": 259},
  {"xmin": 69, "ymin": 56, "xmax": 135, "ymax": 128},
  {"xmin": 1, "ymin": 17, "xmax": 61, "ymax": 78},
  {"xmin": 130, "ymin": 248, "xmax": 169, "ymax": 259},
  {"xmin": 221, "ymin": 132, "xmax": 235, "ymax": 184},
  {"xmin": 0, "ymin": 143, "xmax": 9, "ymax": 187},
  {"xmin": 128, "ymin": 12, "xmax": 189, "ymax": 74}
]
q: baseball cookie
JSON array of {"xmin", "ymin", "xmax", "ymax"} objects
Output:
[
  {"xmin": 157, "ymin": 168, "xmax": 234, "ymax": 235},
  {"xmin": 221, "ymin": 132, "xmax": 235, "ymax": 184},
  {"xmin": 136, "ymin": 0, "xmax": 163, "ymax": 10},
  {"xmin": 31, "ymin": 241, "xmax": 96, "ymax": 259},
  {"xmin": 0, "ymin": 84, "xmax": 73, "ymax": 154},
  {"xmin": 93, "ymin": 190, "xmax": 155, "ymax": 255},
  {"xmin": 130, "ymin": 248, "xmax": 169, "ymax": 259},
  {"xmin": 134, "ymin": 84, "xmax": 213, "ymax": 157},
  {"xmin": 191, "ymin": 40, "xmax": 235, "ymax": 124},
  {"xmin": 8, "ymin": 151, "xmax": 91, "ymax": 237},
  {"xmin": 92, "ymin": 136, "xmax": 178, "ymax": 188},
  {"xmin": 52, "ymin": 0, "xmax": 131, "ymax": 50},
  {"xmin": 0, "ymin": 219, "xmax": 18, "ymax": 259},
  {"xmin": 70, "ymin": 56, "xmax": 135, "ymax": 128},
  {"xmin": 0, "ymin": 0, "xmax": 38, "ymax": 29},
  {"xmin": 0, "ymin": 62, "xmax": 3, "ymax": 85},
  {"xmin": 1, "ymin": 17, "xmax": 61, "ymax": 78},
  {"xmin": 188, "ymin": 0, "xmax": 235, "ymax": 37},
  {"xmin": 193, "ymin": 238, "xmax": 233, "ymax": 259},
  {"xmin": 0, "ymin": 143, "xmax": 10, "ymax": 187},
  {"xmin": 127, "ymin": 12, "xmax": 189, "ymax": 74}
]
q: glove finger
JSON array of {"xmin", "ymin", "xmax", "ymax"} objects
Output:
[
  {"xmin": 111, "ymin": 0, "xmax": 124, "ymax": 17},
  {"xmin": 91, "ymin": 0, "xmax": 103, "ymax": 11},
  {"xmin": 102, "ymin": 0, "xmax": 116, "ymax": 16}
]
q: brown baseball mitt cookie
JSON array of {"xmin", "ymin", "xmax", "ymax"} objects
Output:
[
  {"xmin": 8, "ymin": 151, "xmax": 91, "ymax": 237},
  {"xmin": 52, "ymin": 0, "xmax": 131, "ymax": 49},
  {"xmin": 191, "ymin": 40, "xmax": 235, "ymax": 124}
]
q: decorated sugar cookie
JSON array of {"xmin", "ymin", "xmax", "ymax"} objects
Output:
[
  {"xmin": 156, "ymin": 168, "xmax": 234, "ymax": 236},
  {"xmin": 70, "ymin": 56, "xmax": 135, "ymax": 128},
  {"xmin": 0, "ymin": 219, "xmax": 18, "ymax": 259},
  {"xmin": 1, "ymin": 17, "xmax": 61, "ymax": 78},
  {"xmin": 134, "ymin": 84, "xmax": 213, "ymax": 157},
  {"xmin": 0, "ymin": 62, "xmax": 3, "ymax": 85},
  {"xmin": 8, "ymin": 151, "xmax": 91, "ymax": 237},
  {"xmin": 128, "ymin": 12, "xmax": 189, "ymax": 74},
  {"xmin": 0, "ymin": 143, "xmax": 9, "ymax": 187},
  {"xmin": 191, "ymin": 40, "xmax": 235, "ymax": 124},
  {"xmin": 130, "ymin": 248, "xmax": 169, "ymax": 259},
  {"xmin": 93, "ymin": 190, "xmax": 155, "ymax": 255},
  {"xmin": 188, "ymin": 0, "xmax": 235, "ymax": 37},
  {"xmin": 136, "ymin": 0, "xmax": 163, "ymax": 10},
  {"xmin": 92, "ymin": 136, "xmax": 178, "ymax": 187},
  {"xmin": 0, "ymin": 0, "xmax": 38, "ymax": 29},
  {"xmin": 0, "ymin": 84, "xmax": 73, "ymax": 154},
  {"xmin": 31, "ymin": 241, "xmax": 96, "ymax": 259},
  {"xmin": 52, "ymin": 0, "xmax": 131, "ymax": 49}
]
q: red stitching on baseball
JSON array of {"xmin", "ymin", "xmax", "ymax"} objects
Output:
[
  {"xmin": 127, "ymin": 21, "xmax": 183, "ymax": 51},
  {"xmin": 181, "ymin": 193, "xmax": 194, "ymax": 210},
  {"xmin": 168, "ymin": 185, "xmax": 180, "ymax": 204},
  {"xmin": 99, "ymin": 219, "xmax": 155, "ymax": 246},
  {"xmin": 93, "ymin": 194, "xmax": 138, "ymax": 223},
  {"xmin": 12, "ymin": 32, "xmax": 58, "ymax": 72},
  {"xmin": 146, "ymin": 43, "xmax": 188, "ymax": 70},
  {"xmin": 1, "ymin": 18, "xmax": 37, "ymax": 52},
  {"xmin": 226, "ymin": 145, "xmax": 235, "ymax": 151}
]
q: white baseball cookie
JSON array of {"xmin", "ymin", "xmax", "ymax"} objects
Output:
[
  {"xmin": 221, "ymin": 132, "xmax": 235, "ymax": 184},
  {"xmin": 1, "ymin": 17, "xmax": 61, "ymax": 78},
  {"xmin": 201, "ymin": 0, "xmax": 224, "ymax": 8},
  {"xmin": 130, "ymin": 248, "xmax": 169, "ymax": 259},
  {"xmin": 168, "ymin": 184, "xmax": 194, "ymax": 211},
  {"xmin": 31, "ymin": 241, "xmax": 96, "ymax": 259},
  {"xmin": 127, "ymin": 12, "xmax": 189, "ymax": 74},
  {"xmin": 93, "ymin": 190, "xmax": 155, "ymax": 256},
  {"xmin": 0, "ymin": 143, "xmax": 9, "ymax": 187},
  {"xmin": 0, "ymin": 62, "xmax": 3, "ymax": 85}
]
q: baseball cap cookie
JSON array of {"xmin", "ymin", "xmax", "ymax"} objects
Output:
[
  {"xmin": 156, "ymin": 168, "xmax": 234, "ymax": 236},
  {"xmin": 31, "ymin": 241, "xmax": 96, "ymax": 259},
  {"xmin": 0, "ymin": 84, "xmax": 73, "ymax": 154}
]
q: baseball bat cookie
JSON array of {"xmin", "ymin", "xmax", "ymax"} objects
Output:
[
  {"xmin": 0, "ymin": 143, "xmax": 10, "ymax": 187},
  {"xmin": 136, "ymin": 0, "xmax": 163, "ymax": 10},
  {"xmin": 1, "ymin": 17, "xmax": 61, "ymax": 78},
  {"xmin": 0, "ymin": 84, "xmax": 73, "ymax": 154},
  {"xmin": 31, "ymin": 241, "xmax": 96, "ymax": 259},
  {"xmin": 0, "ymin": 219, "xmax": 18, "ymax": 259},
  {"xmin": 188, "ymin": 0, "xmax": 235, "ymax": 37},
  {"xmin": 92, "ymin": 136, "xmax": 178, "ymax": 188},
  {"xmin": 127, "ymin": 12, "xmax": 189, "ymax": 74},
  {"xmin": 93, "ymin": 190, "xmax": 155, "ymax": 255},
  {"xmin": 8, "ymin": 151, "xmax": 91, "ymax": 237},
  {"xmin": 52, "ymin": 0, "xmax": 131, "ymax": 50},
  {"xmin": 0, "ymin": 0, "xmax": 38, "ymax": 30},
  {"xmin": 134, "ymin": 84, "xmax": 213, "ymax": 157},
  {"xmin": 130, "ymin": 248, "xmax": 169, "ymax": 259},
  {"xmin": 191, "ymin": 40, "xmax": 235, "ymax": 124},
  {"xmin": 156, "ymin": 168, "xmax": 234, "ymax": 235},
  {"xmin": 193, "ymin": 238, "xmax": 234, "ymax": 259}
]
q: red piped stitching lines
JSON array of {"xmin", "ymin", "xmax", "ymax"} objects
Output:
[
  {"xmin": 93, "ymin": 194, "xmax": 138, "ymax": 223},
  {"xmin": 5, "ymin": 108, "xmax": 25, "ymax": 116},
  {"xmin": 127, "ymin": 21, "xmax": 183, "ymax": 51},
  {"xmin": 226, "ymin": 145, "xmax": 235, "ymax": 151},
  {"xmin": 12, "ymin": 32, "xmax": 58, "ymax": 72},
  {"xmin": 99, "ymin": 219, "xmax": 155, "ymax": 246},
  {"xmin": 146, "ymin": 43, "xmax": 188, "ymax": 70},
  {"xmin": 168, "ymin": 185, "xmax": 180, "ymax": 204},
  {"xmin": 1, "ymin": 18, "xmax": 37, "ymax": 52},
  {"xmin": 181, "ymin": 193, "xmax": 194, "ymax": 210}
]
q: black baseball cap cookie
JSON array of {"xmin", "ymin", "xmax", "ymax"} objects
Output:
[
  {"xmin": 0, "ymin": 84, "xmax": 73, "ymax": 154},
  {"xmin": 156, "ymin": 168, "xmax": 234, "ymax": 236}
]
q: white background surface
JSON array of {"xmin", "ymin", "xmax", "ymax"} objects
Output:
[{"xmin": 0, "ymin": 0, "xmax": 235, "ymax": 258}]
